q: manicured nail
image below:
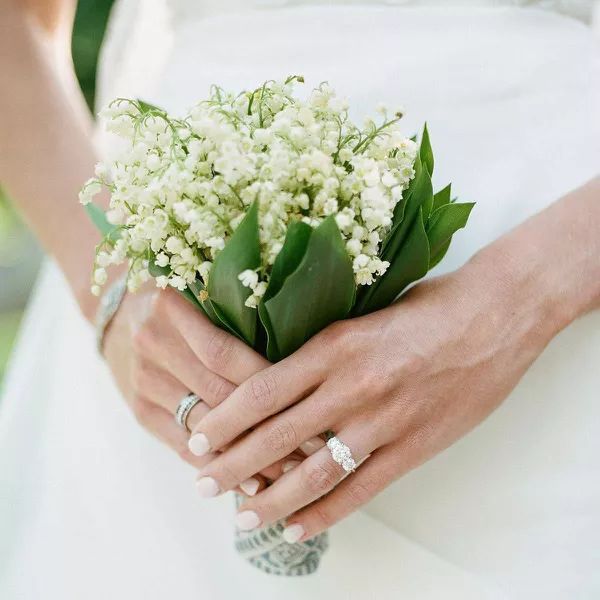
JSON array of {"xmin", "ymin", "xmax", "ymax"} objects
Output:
[
  {"xmin": 283, "ymin": 523, "xmax": 305, "ymax": 544},
  {"xmin": 236, "ymin": 510, "xmax": 261, "ymax": 531},
  {"xmin": 240, "ymin": 477, "xmax": 260, "ymax": 496},
  {"xmin": 300, "ymin": 437, "xmax": 325, "ymax": 456},
  {"xmin": 188, "ymin": 433, "xmax": 210, "ymax": 456},
  {"xmin": 196, "ymin": 476, "xmax": 219, "ymax": 498},
  {"xmin": 282, "ymin": 460, "xmax": 301, "ymax": 473}
]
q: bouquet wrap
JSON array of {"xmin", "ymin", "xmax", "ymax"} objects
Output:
[{"xmin": 82, "ymin": 77, "xmax": 473, "ymax": 576}]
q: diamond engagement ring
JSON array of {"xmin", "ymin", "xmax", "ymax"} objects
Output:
[
  {"xmin": 175, "ymin": 393, "xmax": 201, "ymax": 432},
  {"xmin": 326, "ymin": 435, "xmax": 357, "ymax": 473}
]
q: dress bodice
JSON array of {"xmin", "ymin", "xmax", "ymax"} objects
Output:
[{"xmin": 167, "ymin": 0, "xmax": 596, "ymax": 24}]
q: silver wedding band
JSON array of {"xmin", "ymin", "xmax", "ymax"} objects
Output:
[
  {"xmin": 175, "ymin": 393, "xmax": 202, "ymax": 432},
  {"xmin": 326, "ymin": 435, "xmax": 358, "ymax": 473}
]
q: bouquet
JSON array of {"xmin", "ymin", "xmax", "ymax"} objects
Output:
[{"xmin": 81, "ymin": 77, "xmax": 473, "ymax": 575}]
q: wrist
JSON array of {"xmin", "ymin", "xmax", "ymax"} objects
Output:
[
  {"xmin": 464, "ymin": 204, "xmax": 595, "ymax": 348},
  {"xmin": 462, "ymin": 238, "xmax": 568, "ymax": 350}
]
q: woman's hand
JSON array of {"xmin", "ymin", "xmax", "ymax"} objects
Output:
[
  {"xmin": 186, "ymin": 246, "xmax": 572, "ymax": 540},
  {"xmin": 103, "ymin": 281, "xmax": 309, "ymax": 492}
]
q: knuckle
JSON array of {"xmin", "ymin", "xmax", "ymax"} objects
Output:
[
  {"xmin": 311, "ymin": 502, "xmax": 335, "ymax": 529},
  {"xmin": 204, "ymin": 375, "xmax": 234, "ymax": 405},
  {"xmin": 131, "ymin": 359, "xmax": 152, "ymax": 394},
  {"xmin": 212, "ymin": 460, "xmax": 241, "ymax": 490},
  {"xmin": 247, "ymin": 372, "xmax": 277, "ymax": 414},
  {"xmin": 322, "ymin": 321, "xmax": 350, "ymax": 347},
  {"xmin": 405, "ymin": 421, "xmax": 434, "ymax": 450},
  {"xmin": 301, "ymin": 462, "xmax": 338, "ymax": 495},
  {"xmin": 203, "ymin": 330, "xmax": 234, "ymax": 373},
  {"xmin": 131, "ymin": 324, "xmax": 157, "ymax": 356},
  {"xmin": 400, "ymin": 352, "xmax": 425, "ymax": 376},
  {"xmin": 345, "ymin": 480, "xmax": 373, "ymax": 508},
  {"xmin": 152, "ymin": 289, "xmax": 175, "ymax": 314},
  {"xmin": 263, "ymin": 420, "xmax": 298, "ymax": 454}
]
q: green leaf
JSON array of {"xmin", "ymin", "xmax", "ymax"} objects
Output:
[
  {"xmin": 264, "ymin": 222, "xmax": 312, "ymax": 302},
  {"xmin": 426, "ymin": 202, "xmax": 475, "ymax": 260},
  {"xmin": 432, "ymin": 183, "xmax": 452, "ymax": 212},
  {"xmin": 262, "ymin": 217, "xmax": 355, "ymax": 361},
  {"xmin": 84, "ymin": 202, "xmax": 120, "ymax": 241},
  {"xmin": 429, "ymin": 238, "xmax": 451, "ymax": 270},
  {"xmin": 359, "ymin": 208, "xmax": 430, "ymax": 314},
  {"xmin": 136, "ymin": 98, "xmax": 165, "ymax": 114},
  {"xmin": 420, "ymin": 123, "xmax": 434, "ymax": 177},
  {"xmin": 259, "ymin": 221, "xmax": 312, "ymax": 360},
  {"xmin": 207, "ymin": 201, "xmax": 260, "ymax": 346}
]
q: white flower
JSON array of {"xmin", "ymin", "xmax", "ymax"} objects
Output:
[
  {"xmin": 156, "ymin": 275, "xmax": 169, "ymax": 289},
  {"xmin": 346, "ymin": 239, "xmax": 362, "ymax": 256},
  {"xmin": 93, "ymin": 268, "xmax": 107, "ymax": 285},
  {"xmin": 238, "ymin": 269, "xmax": 259, "ymax": 289},
  {"xmin": 79, "ymin": 179, "xmax": 102, "ymax": 205},
  {"xmin": 169, "ymin": 275, "xmax": 187, "ymax": 291},
  {"xmin": 146, "ymin": 154, "xmax": 161, "ymax": 171},
  {"xmin": 155, "ymin": 253, "xmax": 169, "ymax": 268},
  {"xmin": 165, "ymin": 236, "xmax": 184, "ymax": 254}
]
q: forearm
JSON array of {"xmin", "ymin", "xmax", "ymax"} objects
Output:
[
  {"xmin": 470, "ymin": 176, "xmax": 600, "ymax": 342},
  {"xmin": 0, "ymin": 2, "xmax": 104, "ymax": 321}
]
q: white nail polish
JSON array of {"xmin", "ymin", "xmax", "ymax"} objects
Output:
[
  {"xmin": 283, "ymin": 523, "xmax": 305, "ymax": 544},
  {"xmin": 236, "ymin": 510, "xmax": 261, "ymax": 531},
  {"xmin": 196, "ymin": 476, "xmax": 219, "ymax": 498},
  {"xmin": 282, "ymin": 460, "xmax": 301, "ymax": 473},
  {"xmin": 188, "ymin": 433, "xmax": 210, "ymax": 456},
  {"xmin": 300, "ymin": 437, "xmax": 325, "ymax": 456},
  {"xmin": 240, "ymin": 477, "xmax": 260, "ymax": 496}
]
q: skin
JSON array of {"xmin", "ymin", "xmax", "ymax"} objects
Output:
[{"xmin": 188, "ymin": 178, "xmax": 600, "ymax": 541}]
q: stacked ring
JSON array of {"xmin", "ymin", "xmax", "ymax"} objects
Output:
[{"xmin": 175, "ymin": 393, "xmax": 202, "ymax": 432}]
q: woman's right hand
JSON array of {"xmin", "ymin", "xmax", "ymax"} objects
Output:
[{"xmin": 103, "ymin": 281, "xmax": 309, "ymax": 493}]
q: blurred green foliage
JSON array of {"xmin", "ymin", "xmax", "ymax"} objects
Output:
[
  {"xmin": 0, "ymin": 0, "xmax": 114, "ymax": 381},
  {"xmin": 73, "ymin": 0, "xmax": 115, "ymax": 110}
]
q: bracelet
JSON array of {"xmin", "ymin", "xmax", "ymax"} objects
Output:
[{"xmin": 95, "ymin": 273, "xmax": 128, "ymax": 355}]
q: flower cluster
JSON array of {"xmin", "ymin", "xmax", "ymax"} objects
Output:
[{"xmin": 81, "ymin": 77, "xmax": 417, "ymax": 303}]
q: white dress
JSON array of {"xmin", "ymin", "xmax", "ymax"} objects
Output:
[{"xmin": 1, "ymin": 1, "xmax": 599, "ymax": 598}]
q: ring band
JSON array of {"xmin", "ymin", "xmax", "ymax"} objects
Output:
[
  {"xmin": 175, "ymin": 393, "xmax": 201, "ymax": 432},
  {"xmin": 326, "ymin": 435, "xmax": 357, "ymax": 473}
]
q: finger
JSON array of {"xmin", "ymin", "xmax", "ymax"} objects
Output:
[
  {"xmin": 254, "ymin": 448, "xmax": 307, "ymax": 482},
  {"xmin": 166, "ymin": 289, "xmax": 270, "ymax": 384},
  {"xmin": 192, "ymin": 390, "xmax": 344, "ymax": 492},
  {"xmin": 133, "ymin": 359, "xmax": 212, "ymax": 428},
  {"xmin": 131, "ymin": 398, "xmax": 218, "ymax": 470},
  {"xmin": 281, "ymin": 444, "xmax": 398, "ymax": 543},
  {"xmin": 188, "ymin": 348, "xmax": 326, "ymax": 454},
  {"xmin": 135, "ymin": 325, "xmax": 235, "ymax": 409},
  {"xmin": 234, "ymin": 427, "xmax": 376, "ymax": 532},
  {"xmin": 237, "ymin": 473, "xmax": 267, "ymax": 497}
]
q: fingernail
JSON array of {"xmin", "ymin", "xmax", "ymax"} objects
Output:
[
  {"xmin": 240, "ymin": 477, "xmax": 260, "ymax": 496},
  {"xmin": 196, "ymin": 476, "xmax": 219, "ymax": 498},
  {"xmin": 188, "ymin": 433, "xmax": 210, "ymax": 456},
  {"xmin": 282, "ymin": 523, "xmax": 305, "ymax": 544},
  {"xmin": 236, "ymin": 510, "xmax": 261, "ymax": 531},
  {"xmin": 300, "ymin": 437, "xmax": 325, "ymax": 456},
  {"xmin": 282, "ymin": 460, "xmax": 301, "ymax": 473}
]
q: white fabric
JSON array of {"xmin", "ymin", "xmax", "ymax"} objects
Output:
[{"xmin": 2, "ymin": 2, "xmax": 600, "ymax": 599}]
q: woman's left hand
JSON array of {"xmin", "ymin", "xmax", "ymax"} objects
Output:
[{"xmin": 188, "ymin": 248, "xmax": 566, "ymax": 541}]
